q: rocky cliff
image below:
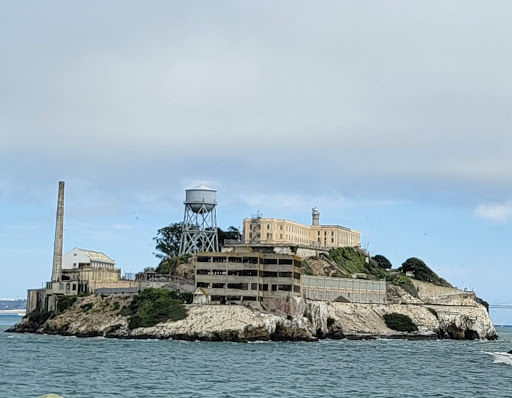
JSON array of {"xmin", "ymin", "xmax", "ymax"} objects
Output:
[{"xmin": 7, "ymin": 288, "xmax": 496, "ymax": 342}]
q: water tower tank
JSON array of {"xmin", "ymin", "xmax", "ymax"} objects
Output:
[{"xmin": 185, "ymin": 184, "xmax": 217, "ymax": 213}]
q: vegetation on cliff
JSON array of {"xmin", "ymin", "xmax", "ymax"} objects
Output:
[
  {"xmin": 383, "ymin": 313, "xmax": 418, "ymax": 332},
  {"xmin": 28, "ymin": 308, "xmax": 52, "ymax": 326},
  {"xmin": 399, "ymin": 258, "xmax": 452, "ymax": 287},
  {"xmin": 327, "ymin": 247, "xmax": 390, "ymax": 279},
  {"xmin": 120, "ymin": 288, "xmax": 188, "ymax": 329},
  {"xmin": 372, "ymin": 254, "xmax": 392, "ymax": 269},
  {"xmin": 155, "ymin": 254, "xmax": 191, "ymax": 274},
  {"xmin": 301, "ymin": 259, "xmax": 314, "ymax": 275},
  {"xmin": 387, "ymin": 274, "xmax": 419, "ymax": 298},
  {"xmin": 57, "ymin": 296, "xmax": 77, "ymax": 313}
]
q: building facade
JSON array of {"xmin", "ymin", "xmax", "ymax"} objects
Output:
[
  {"xmin": 301, "ymin": 275, "xmax": 386, "ymax": 304},
  {"xmin": 242, "ymin": 208, "xmax": 360, "ymax": 248},
  {"xmin": 194, "ymin": 251, "xmax": 302, "ymax": 307},
  {"xmin": 63, "ymin": 248, "xmax": 116, "ymax": 269}
]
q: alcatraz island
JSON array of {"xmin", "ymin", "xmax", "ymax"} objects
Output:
[{"xmin": 8, "ymin": 182, "xmax": 497, "ymax": 342}]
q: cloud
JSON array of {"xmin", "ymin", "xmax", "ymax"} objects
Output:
[
  {"xmin": 2, "ymin": 1, "xmax": 512, "ymax": 204},
  {"xmin": 474, "ymin": 202, "xmax": 512, "ymax": 222}
]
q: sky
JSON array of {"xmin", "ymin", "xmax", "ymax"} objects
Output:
[{"xmin": 1, "ymin": 1, "xmax": 511, "ymax": 324}]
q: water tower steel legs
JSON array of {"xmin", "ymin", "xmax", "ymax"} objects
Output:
[{"xmin": 179, "ymin": 204, "xmax": 219, "ymax": 255}]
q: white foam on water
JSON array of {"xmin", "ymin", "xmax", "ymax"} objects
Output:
[{"xmin": 486, "ymin": 352, "xmax": 512, "ymax": 366}]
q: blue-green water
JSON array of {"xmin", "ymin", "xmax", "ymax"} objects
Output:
[{"xmin": 1, "ymin": 315, "xmax": 511, "ymax": 397}]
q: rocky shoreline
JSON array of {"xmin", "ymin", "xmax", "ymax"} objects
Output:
[{"xmin": 6, "ymin": 292, "xmax": 497, "ymax": 342}]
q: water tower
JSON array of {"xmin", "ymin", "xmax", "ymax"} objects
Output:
[{"xmin": 179, "ymin": 184, "xmax": 219, "ymax": 255}]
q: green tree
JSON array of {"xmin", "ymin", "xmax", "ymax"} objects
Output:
[
  {"xmin": 218, "ymin": 226, "xmax": 242, "ymax": 248},
  {"xmin": 153, "ymin": 222, "xmax": 183, "ymax": 258},
  {"xmin": 372, "ymin": 254, "xmax": 392, "ymax": 269},
  {"xmin": 400, "ymin": 257, "xmax": 452, "ymax": 287}
]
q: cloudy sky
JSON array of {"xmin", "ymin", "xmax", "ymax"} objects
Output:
[{"xmin": 1, "ymin": 1, "xmax": 511, "ymax": 323}]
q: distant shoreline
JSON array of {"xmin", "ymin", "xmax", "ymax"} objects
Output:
[{"xmin": 0, "ymin": 309, "xmax": 26, "ymax": 316}]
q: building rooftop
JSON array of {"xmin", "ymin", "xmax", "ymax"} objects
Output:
[{"xmin": 77, "ymin": 248, "xmax": 115, "ymax": 264}]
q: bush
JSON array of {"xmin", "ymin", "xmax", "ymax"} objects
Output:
[
  {"xmin": 427, "ymin": 307, "xmax": 438, "ymax": 319},
  {"xmin": 476, "ymin": 297, "xmax": 489, "ymax": 313},
  {"xmin": 329, "ymin": 247, "xmax": 388, "ymax": 279},
  {"xmin": 329, "ymin": 247, "xmax": 367, "ymax": 275},
  {"xmin": 302, "ymin": 260, "xmax": 314, "ymax": 275},
  {"xmin": 383, "ymin": 313, "xmax": 418, "ymax": 332},
  {"xmin": 122, "ymin": 288, "xmax": 188, "ymax": 329},
  {"xmin": 400, "ymin": 258, "xmax": 452, "ymax": 287},
  {"xmin": 28, "ymin": 309, "xmax": 52, "ymax": 325},
  {"xmin": 57, "ymin": 296, "xmax": 77, "ymax": 313},
  {"xmin": 156, "ymin": 254, "xmax": 191, "ymax": 274},
  {"xmin": 387, "ymin": 274, "xmax": 419, "ymax": 298},
  {"xmin": 112, "ymin": 301, "xmax": 120, "ymax": 311},
  {"xmin": 80, "ymin": 303, "xmax": 94, "ymax": 312},
  {"xmin": 373, "ymin": 255, "xmax": 392, "ymax": 269}
]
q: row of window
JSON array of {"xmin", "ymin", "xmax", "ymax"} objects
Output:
[
  {"xmin": 198, "ymin": 282, "xmax": 300, "ymax": 293},
  {"xmin": 197, "ymin": 258, "xmax": 298, "ymax": 265},
  {"xmin": 197, "ymin": 269, "xmax": 301, "ymax": 279}
]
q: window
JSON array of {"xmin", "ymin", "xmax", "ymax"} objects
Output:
[
  {"xmin": 280, "ymin": 234, "xmax": 283, "ymax": 239},
  {"xmin": 250, "ymin": 224, "xmax": 253, "ymax": 230},
  {"xmin": 267, "ymin": 224, "xmax": 270, "ymax": 229},
  {"xmin": 227, "ymin": 283, "xmax": 248, "ymax": 290},
  {"xmin": 249, "ymin": 233, "xmax": 252, "ymax": 238},
  {"xmin": 73, "ymin": 253, "xmax": 77, "ymax": 256},
  {"xmin": 331, "ymin": 238, "xmax": 334, "ymax": 243},
  {"xmin": 318, "ymin": 231, "xmax": 320, "ymax": 236},
  {"xmin": 331, "ymin": 231, "xmax": 334, "ymax": 236},
  {"xmin": 280, "ymin": 225, "xmax": 283, "ymax": 230},
  {"xmin": 197, "ymin": 269, "xmax": 210, "ymax": 275},
  {"xmin": 267, "ymin": 233, "xmax": 270, "ymax": 238}
]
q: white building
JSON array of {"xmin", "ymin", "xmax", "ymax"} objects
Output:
[{"xmin": 62, "ymin": 248, "xmax": 116, "ymax": 269}]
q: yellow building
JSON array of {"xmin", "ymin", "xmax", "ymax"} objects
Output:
[{"xmin": 242, "ymin": 208, "xmax": 360, "ymax": 248}]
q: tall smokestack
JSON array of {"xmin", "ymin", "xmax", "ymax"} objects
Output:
[{"xmin": 51, "ymin": 181, "xmax": 65, "ymax": 282}]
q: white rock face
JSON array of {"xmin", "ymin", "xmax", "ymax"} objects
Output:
[{"xmin": 12, "ymin": 289, "xmax": 497, "ymax": 341}]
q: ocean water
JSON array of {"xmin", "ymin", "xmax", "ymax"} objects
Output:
[{"xmin": 1, "ymin": 314, "xmax": 511, "ymax": 398}]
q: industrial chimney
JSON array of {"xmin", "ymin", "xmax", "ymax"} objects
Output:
[
  {"xmin": 51, "ymin": 181, "xmax": 65, "ymax": 282},
  {"xmin": 312, "ymin": 207, "xmax": 320, "ymax": 226}
]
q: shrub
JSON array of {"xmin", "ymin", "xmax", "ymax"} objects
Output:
[
  {"xmin": 80, "ymin": 303, "xmax": 94, "ymax": 312},
  {"xmin": 387, "ymin": 274, "xmax": 419, "ymax": 298},
  {"xmin": 122, "ymin": 288, "xmax": 188, "ymax": 329},
  {"xmin": 28, "ymin": 309, "xmax": 51, "ymax": 326},
  {"xmin": 112, "ymin": 301, "xmax": 120, "ymax": 311},
  {"xmin": 476, "ymin": 297, "xmax": 489, "ymax": 313},
  {"xmin": 427, "ymin": 307, "xmax": 438, "ymax": 319},
  {"xmin": 156, "ymin": 254, "xmax": 192, "ymax": 274},
  {"xmin": 383, "ymin": 313, "xmax": 418, "ymax": 332},
  {"xmin": 329, "ymin": 247, "xmax": 367, "ymax": 275},
  {"xmin": 373, "ymin": 255, "xmax": 392, "ymax": 269},
  {"xmin": 57, "ymin": 296, "xmax": 77, "ymax": 313},
  {"xmin": 400, "ymin": 258, "xmax": 452, "ymax": 287},
  {"xmin": 302, "ymin": 260, "xmax": 314, "ymax": 275}
]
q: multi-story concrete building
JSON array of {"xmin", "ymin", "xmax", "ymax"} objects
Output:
[
  {"xmin": 242, "ymin": 208, "xmax": 360, "ymax": 248},
  {"xmin": 192, "ymin": 246, "xmax": 387, "ymax": 311},
  {"xmin": 193, "ymin": 251, "xmax": 302, "ymax": 309}
]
